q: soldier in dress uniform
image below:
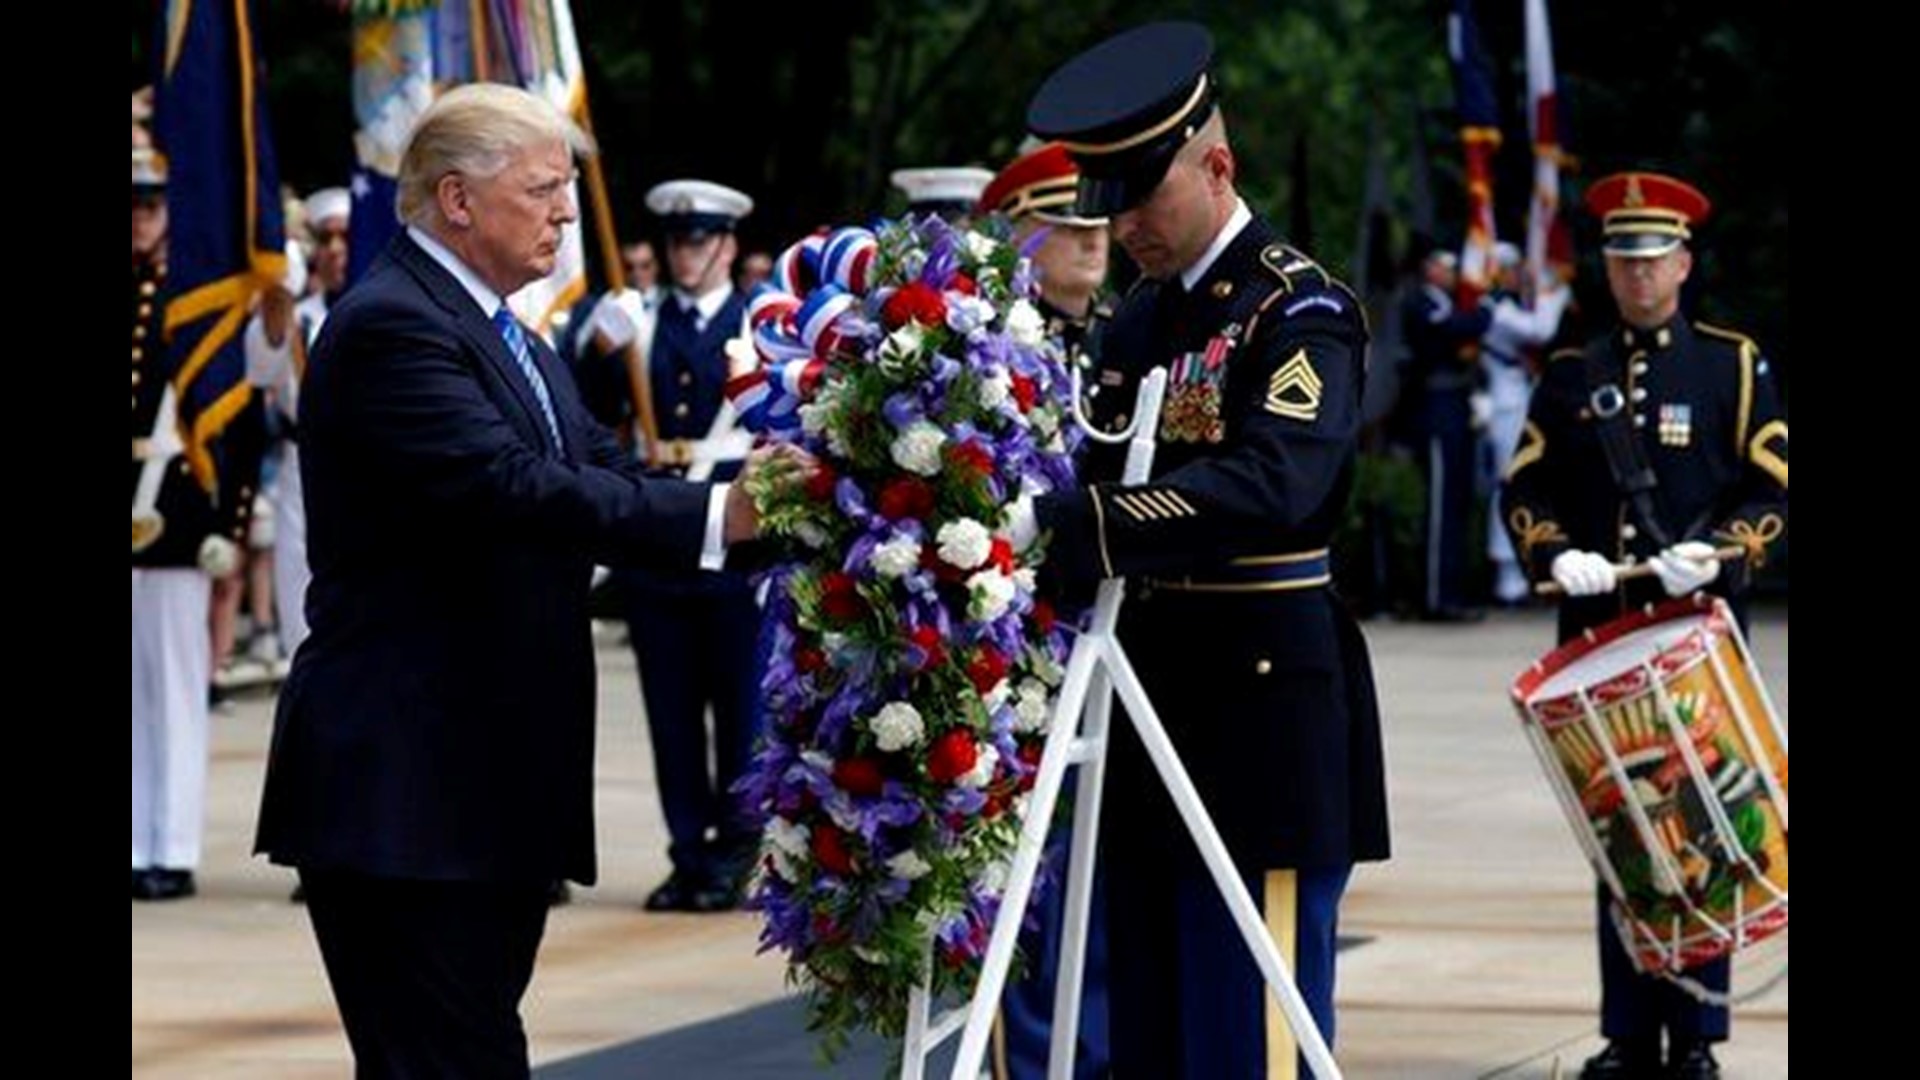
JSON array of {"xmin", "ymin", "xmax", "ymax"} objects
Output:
[
  {"xmin": 1400, "ymin": 241, "xmax": 1492, "ymax": 620},
  {"xmin": 977, "ymin": 141, "xmax": 1113, "ymax": 1080},
  {"xmin": 1008, "ymin": 23, "xmax": 1391, "ymax": 1077},
  {"xmin": 891, "ymin": 165, "xmax": 995, "ymax": 224},
  {"xmin": 618, "ymin": 179, "xmax": 765, "ymax": 913},
  {"xmin": 1502, "ymin": 171, "xmax": 1788, "ymax": 1080},
  {"xmin": 245, "ymin": 185, "xmax": 351, "ymax": 659},
  {"xmin": 131, "ymin": 147, "xmax": 262, "ymax": 901}
]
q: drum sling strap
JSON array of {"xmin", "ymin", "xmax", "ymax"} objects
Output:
[{"xmin": 1581, "ymin": 342, "xmax": 1679, "ymax": 550}]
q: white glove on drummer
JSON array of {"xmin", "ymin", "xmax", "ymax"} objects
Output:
[
  {"xmin": 1550, "ymin": 550, "xmax": 1618, "ymax": 597},
  {"xmin": 1650, "ymin": 540, "xmax": 1721, "ymax": 597}
]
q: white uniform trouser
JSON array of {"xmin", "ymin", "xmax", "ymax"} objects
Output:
[
  {"xmin": 1482, "ymin": 359, "xmax": 1532, "ymax": 598},
  {"xmin": 272, "ymin": 444, "xmax": 310, "ymax": 657},
  {"xmin": 132, "ymin": 567, "xmax": 212, "ymax": 870}
]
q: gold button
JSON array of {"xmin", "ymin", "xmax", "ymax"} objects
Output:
[
  {"xmin": 133, "ymin": 325, "xmax": 148, "ymax": 341},
  {"xmin": 140, "ymin": 281, "xmax": 157, "ymax": 297},
  {"xmin": 1112, "ymin": 413, "xmax": 1129, "ymax": 430},
  {"xmin": 1633, "ymin": 415, "xmax": 1647, "ymax": 428},
  {"xmin": 1621, "ymin": 524, "xmax": 1638, "ymax": 540},
  {"xmin": 674, "ymin": 403, "xmax": 690, "ymax": 419},
  {"xmin": 1211, "ymin": 280, "xmax": 1234, "ymax": 299},
  {"xmin": 1254, "ymin": 658, "xmax": 1273, "ymax": 676},
  {"xmin": 678, "ymin": 371, "xmax": 693, "ymax": 387},
  {"xmin": 1632, "ymin": 362, "xmax": 1648, "ymax": 376},
  {"xmin": 132, "ymin": 395, "xmax": 139, "ymax": 411},
  {"xmin": 132, "ymin": 347, "xmax": 144, "ymax": 362},
  {"xmin": 137, "ymin": 304, "xmax": 152, "ymax": 318},
  {"xmin": 1631, "ymin": 388, "xmax": 1648, "ymax": 403},
  {"xmin": 132, "ymin": 370, "xmax": 142, "ymax": 386}
]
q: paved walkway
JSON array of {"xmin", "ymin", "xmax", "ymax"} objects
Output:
[{"xmin": 132, "ymin": 608, "xmax": 1788, "ymax": 1077}]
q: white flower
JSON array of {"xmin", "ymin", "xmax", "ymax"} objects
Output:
[
  {"xmin": 979, "ymin": 857, "xmax": 1012, "ymax": 894},
  {"xmin": 890, "ymin": 421, "xmax": 946, "ymax": 477},
  {"xmin": 1030, "ymin": 406, "xmax": 1059, "ymax": 440},
  {"xmin": 1012, "ymin": 567, "xmax": 1038, "ymax": 594},
  {"xmin": 982, "ymin": 679, "xmax": 1012, "ymax": 711},
  {"xmin": 1005, "ymin": 299, "xmax": 1046, "ymax": 349},
  {"xmin": 958, "ymin": 743, "xmax": 1000, "ymax": 790},
  {"xmin": 1013, "ymin": 680, "xmax": 1051, "ymax": 734},
  {"xmin": 964, "ymin": 231, "xmax": 999, "ymax": 263},
  {"xmin": 945, "ymin": 294, "xmax": 997, "ymax": 336},
  {"xmin": 968, "ymin": 569, "xmax": 1017, "ymax": 622},
  {"xmin": 870, "ymin": 701, "xmax": 926, "ymax": 753},
  {"xmin": 854, "ymin": 946, "xmax": 890, "ymax": 965},
  {"xmin": 937, "ymin": 518, "xmax": 993, "ymax": 570},
  {"xmin": 767, "ymin": 816, "xmax": 810, "ymax": 858},
  {"xmin": 887, "ymin": 849, "xmax": 933, "ymax": 881},
  {"xmin": 880, "ymin": 323, "xmax": 926, "ymax": 370},
  {"xmin": 869, "ymin": 534, "xmax": 923, "ymax": 579},
  {"xmin": 977, "ymin": 366, "xmax": 1013, "ymax": 411}
]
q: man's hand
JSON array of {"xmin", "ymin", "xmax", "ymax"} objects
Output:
[
  {"xmin": 1650, "ymin": 540, "xmax": 1721, "ymax": 598},
  {"xmin": 260, "ymin": 286, "xmax": 296, "ymax": 347},
  {"xmin": 727, "ymin": 443, "xmax": 818, "ymax": 543},
  {"xmin": 1550, "ymin": 550, "xmax": 1618, "ymax": 598}
]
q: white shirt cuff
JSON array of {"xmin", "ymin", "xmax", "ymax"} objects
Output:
[{"xmin": 700, "ymin": 483, "xmax": 731, "ymax": 571}]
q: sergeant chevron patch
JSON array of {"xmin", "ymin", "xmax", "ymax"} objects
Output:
[{"xmin": 1265, "ymin": 349, "xmax": 1323, "ymax": 421}]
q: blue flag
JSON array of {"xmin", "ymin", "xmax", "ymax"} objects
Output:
[{"xmin": 154, "ymin": 0, "xmax": 286, "ymax": 491}]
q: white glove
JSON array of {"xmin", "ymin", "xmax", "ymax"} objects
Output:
[
  {"xmin": 198, "ymin": 535, "xmax": 241, "ymax": 578},
  {"xmin": 586, "ymin": 293, "xmax": 638, "ymax": 352},
  {"xmin": 1650, "ymin": 541, "xmax": 1721, "ymax": 597},
  {"xmin": 1469, "ymin": 390, "xmax": 1494, "ymax": 431},
  {"xmin": 1551, "ymin": 550, "xmax": 1618, "ymax": 598}
]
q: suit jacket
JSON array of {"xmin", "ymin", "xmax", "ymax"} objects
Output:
[{"xmin": 255, "ymin": 233, "xmax": 711, "ymax": 885}]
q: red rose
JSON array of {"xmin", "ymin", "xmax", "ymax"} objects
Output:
[
  {"xmin": 820, "ymin": 572, "xmax": 864, "ymax": 623},
  {"xmin": 803, "ymin": 461, "xmax": 838, "ymax": 502},
  {"xmin": 949, "ymin": 272, "xmax": 977, "ymax": 296},
  {"xmin": 881, "ymin": 281, "xmax": 948, "ymax": 329},
  {"xmin": 910, "ymin": 624, "xmax": 947, "ymax": 670},
  {"xmin": 1016, "ymin": 740, "xmax": 1044, "ymax": 791},
  {"xmin": 1031, "ymin": 598, "xmax": 1057, "ymax": 635},
  {"xmin": 927, "ymin": 729, "xmax": 980, "ymax": 784},
  {"xmin": 811, "ymin": 825, "xmax": 856, "ymax": 877},
  {"xmin": 988, "ymin": 537, "xmax": 1016, "ymax": 575},
  {"xmin": 1010, "ymin": 373, "xmax": 1038, "ymax": 413},
  {"xmin": 967, "ymin": 645, "xmax": 1009, "ymax": 695},
  {"xmin": 877, "ymin": 477, "xmax": 937, "ymax": 521},
  {"xmin": 947, "ymin": 440, "xmax": 994, "ymax": 478},
  {"xmin": 833, "ymin": 757, "xmax": 886, "ymax": 797},
  {"xmin": 983, "ymin": 792, "xmax": 1008, "ymax": 819}
]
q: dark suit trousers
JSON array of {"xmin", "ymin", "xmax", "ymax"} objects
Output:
[
  {"xmin": 301, "ymin": 869, "xmax": 551, "ymax": 1079},
  {"xmin": 1597, "ymin": 887, "xmax": 1731, "ymax": 1043}
]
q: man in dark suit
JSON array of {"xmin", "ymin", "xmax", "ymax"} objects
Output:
[
  {"xmin": 1012, "ymin": 23, "xmax": 1391, "ymax": 1078},
  {"xmin": 254, "ymin": 83, "xmax": 786, "ymax": 1078}
]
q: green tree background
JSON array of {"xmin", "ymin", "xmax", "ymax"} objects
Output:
[{"xmin": 131, "ymin": 0, "xmax": 1786, "ymax": 375}]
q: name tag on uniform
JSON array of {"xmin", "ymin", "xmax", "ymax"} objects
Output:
[{"xmin": 1161, "ymin": 335, "xmax": 1232, "ymax": 443}]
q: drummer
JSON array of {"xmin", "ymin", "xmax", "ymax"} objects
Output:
[{"xmin": 1501, "ymin": 170, "xmax": 1788, "ymax": 1080}]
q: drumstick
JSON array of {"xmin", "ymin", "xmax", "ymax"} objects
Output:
[{"xmin": 1532, "ymin": 545, "xmax": 1749, "ymax": 598}]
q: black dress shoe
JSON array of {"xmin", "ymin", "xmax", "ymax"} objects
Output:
[
  {"xmin": 132, "ymin": 869, "xmax": 149, "ymax": 899},
  {"xmin": 547, "ymin": 880, "xmax": 573, "ymax": 907},
  {"xmin": 132, "ymin": 868, "xmax": 197, "ymax": 902},
  {"xmin": 1666, "ymin": 1042, "xmax": 1721, "ymax": 1080},
  {"xmin": 1580, "ymin": 1041, "xmax": 1661, "ymax": 1079}
]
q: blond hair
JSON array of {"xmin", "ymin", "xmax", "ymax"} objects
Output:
[{"xmin": 396, "ymin": 83, "xmax": 594, "ymax": 228}]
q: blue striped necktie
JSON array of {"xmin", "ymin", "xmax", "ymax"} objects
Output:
[{"xmin": 491, "ymin": 306, "xmax": 564, "ymax": 451}]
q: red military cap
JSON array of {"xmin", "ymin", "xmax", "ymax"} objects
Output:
[
  {"xmin": 977, "ymin": 142, "xmax": 1108, "ymax": 227},
  {"xmin": 1584, "ymin": 171, "xmax": 1712, "ymax": 258}
]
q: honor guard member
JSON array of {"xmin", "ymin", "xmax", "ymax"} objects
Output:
[
  {"xmin": 1502, "ymin": 172, "xmax": 1787, "ymax": 1080},
  {"xmin": 1480, "ymin": 241, "xmax": 1570, "ymax": 605},
  {"xmin": 245, "ymin": 186, "xmax": 352, "ymax": 659},
  {"xmin": 977, "ymin": 141, "xmax": 1113, "ymax": 1080},
  {"xmin": 891, "ymin": 165, "xmax": 995, "ymax": 224},
  {"xmin": 620, "ymin": 179, "xmax": 765, "ymax": 912},
  {"xmin": 131, "ymin": 147, "xmax": 263, "ymax": 901},
  {"xmin": 1012, "ymin": 23, "xmax": 1391, "ymax": 1077},
  {"xmin": 1400, "ymin": 241, "xmax": 1492, "ymax": 619}
]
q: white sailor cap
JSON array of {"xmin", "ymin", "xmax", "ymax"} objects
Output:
[
  {"xmin": 645, "ymin": 179, "xmax": 754, "ymax": 239},
  {"xmin": 889, "ymin": 166, "xmax": 995, "ymax": 219},
  {"xmin": 304, "ymin": 187, "xmax": 351, "ymax": 227}
]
